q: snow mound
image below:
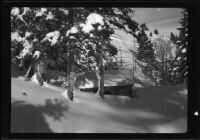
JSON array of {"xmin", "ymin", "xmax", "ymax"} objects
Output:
[{"xmin": 11, "ymin": 69, "xmax": 187, "ymax": 133}]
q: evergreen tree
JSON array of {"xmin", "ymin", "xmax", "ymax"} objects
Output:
[
  {"xmin": 174, "ymin": 8, "xmax": 188, "ymax": 84},
  {"xmin": 11, "ymin": 7, "xmax": 138, "ymax": 100},
  {"xmin": 136, "ymin": 23, "xmax": 156, "ymax": 80},
  {"xmin": 154, "ymin": 28, "xmax": 159, "ymax": 35},
  {"xmin": 140, "ymin": 23, "xmax": 149, "ymax": 31}
]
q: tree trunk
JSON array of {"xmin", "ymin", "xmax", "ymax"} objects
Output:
[
  {"xmin": 67, "ymin": 8, "xmax": 75, "ymax": 101},
  {"xmin": 67, "ymin": 52, "xmax": 74, "ymax": 101},
  {"xmin": 24, "ymin": 64, "xmax": 32, "ymax": 78},
  {"xmin": 98, "ymin": 52, "xmax": 104, "ymax": 99}
]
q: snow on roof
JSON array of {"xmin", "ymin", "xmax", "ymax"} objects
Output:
[{"xmin": 42, "ymin": 31, "xmax": 60, "ymax": 46}]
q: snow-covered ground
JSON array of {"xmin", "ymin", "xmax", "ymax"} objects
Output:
[{"xmin": 11, "ymin": 66, "xmax": 187, "ymax": 133}]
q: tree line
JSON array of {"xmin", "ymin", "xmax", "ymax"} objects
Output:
[{"xmin": 135, "ymin": 8, "xmax": 188, "ymax": 86}]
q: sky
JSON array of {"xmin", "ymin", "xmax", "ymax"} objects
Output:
[
  {"xmin": 133, "ymin": 8, "xmax": 183, "ymax": 37},
  {"xmin": 113, "ymin": 8, "xmax": 183, "ymax": 46}
]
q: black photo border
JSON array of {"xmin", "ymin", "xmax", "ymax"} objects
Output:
[{"xmin": 1, "ymin": 0, "xmax": 200, "ymax": 139}]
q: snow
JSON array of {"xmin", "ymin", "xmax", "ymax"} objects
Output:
[
  {"xmin": 82, "ymin": 13, "xmax": 104, "ymax": 33},
  {"xmin": 18, "ymin": 40, "xmax": 33, "ymax": 58},
  {"xmin": 42, "ymin": 31, "xmax": 60, "ymax": 46},
  {"xmin": 12, "ymin": 31, "xmax": 33, "ymax": 58},
  {"xmin": 135, "ymin": 30, "xmax": 140, "ymax": 36},
  {"xmin": 70, "ymin": 27, "xmax": 78, "ymax": 34},
  {"xmin": 11, "ymin": 7, "xmax": 20, "ymax": 16},
  {"xmin": 23, "ymin": 7, "xmax": 30, "ymax": 13},
  {"xmin": 79, "ymin": 23, "xmax": 85, "ymax": 28},
  {"xmin": 46, "ymin": 12, "xmax": 54, "ymax": 20},
  {"xmin": 11, "ymin": 7, "xmax": 30, "ymax": 23},
  {"xmin": 185, "ymin": 34, "xmax": 188, "ymax": 37},
  {"xmin": 21, "ymin": 7, "xmax": 30, "ymax": 16},
  {"xmin": 110, "ymin": 36, "xmax": 121, "ymax": 41},
  {"xmin": 87, "ymin": 13, "xmax": 104, "ymax": 25},
  {"xmin": 182, "ymin": 48, "xmax": 186, "ymax": 53},
  {"xmin": 35, "ymin": 8, "xmax": 47, "ymax": 17},
  {"xmin": 150, "ymin": 33, "xmax": 159, "ymax": 41},
  {"xmin": 60, "ymin": 8, "xmax": 68, "ymax": 15},
  {"xmin": 177, "ymin": 57, "xmax": 181, "ymax": 60},
  {"xmin": 97, "ymin": 26, "xmax": 102, "ymax": 31},
  {"xmin": 82, "ymin": 23, "xmax": 94, "ymax": 33},
  {"xmin": 33, "ymin": 38, "xmax": 38, "ymax": 42},
  {"xmin": 179, "ymin": 45, "xmax": 183, "ymax": 49},
  {"xmin": 11, "ymin": 32, "xmax": 23, "ymax": 42},
  {"xmin": 145, "ymin": 30, "xmax": 151, "ymax": 37},
  {"xmin": 66, "ymin": 27, "xmax": 78, "ymax": 36},
  {"xmin": 89, "ymin": 33, "xmax": 94, "ymax": 38},
  {"xmin": 25, "ymin": 31, "xmax": 31, "ymax": 37},
  {"xmin": 33, "ymin": 51, "xmax": 40, "ymax": 59},
  {"xmin": 11, "ymin": 68, "xmax": 187, "ymax": 133},
  {"xmin": 79, "ymin": 78, "xmax": 95, "ymax": 89},
  {"xmin": 173, "ymin": 67, "xmax": 178, "ymax": 71},
  {"xmin": 31, "ymin": 73, "xmax": 40, "ymax": 84},
  {"xmin": 69, "ymin": 36, "xmax": 76, "ymax": 39}
]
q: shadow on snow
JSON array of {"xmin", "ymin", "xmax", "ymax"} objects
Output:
[{"xmin": 11, "ymin": 98, "xmax": 69, "ymax": 133}]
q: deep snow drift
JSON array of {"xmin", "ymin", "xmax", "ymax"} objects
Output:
[{"xmin": 11, "ymin": 66, "xmax": 187, "ymax": 133}]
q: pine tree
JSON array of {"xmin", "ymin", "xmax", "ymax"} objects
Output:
[
  {"xmin": 136, "ymin": 23, "xmax": 156, "ymax": 80},
  {"xmin": 154, "ymin": 29, "xmax": 159, "ymax": 35},
  {"xmin": 11, "ymin": 7, "xmax": 138, "ymax": 100},
  {"xmin": 79, "ymin": 8, "xmax": 138, "ymax": 99},
  {"xmin": 174, "ymin": 8, "xmax": 188, "ymax": 84}
]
